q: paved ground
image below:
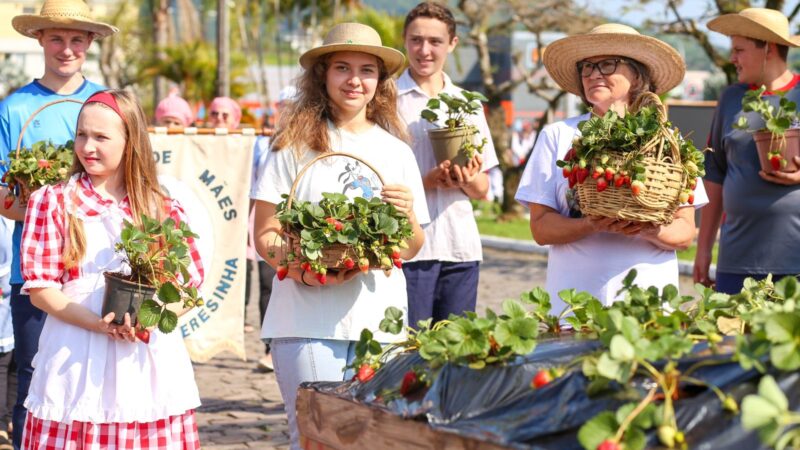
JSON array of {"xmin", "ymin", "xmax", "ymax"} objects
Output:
[{"xmin": 194, "ymin": 247, "xmax": 695, "ymax": 449}]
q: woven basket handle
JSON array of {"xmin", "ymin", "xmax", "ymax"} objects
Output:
[
  {"xmin": 15, "ymin": 98, "xmax": 85, "ymax": 157},
  {"xmin": 286, "ymin": 152, "xmax": 386, "ymax": 211},
  {"xmin": 630, "ymin": 92, "xmax": 666, "ymax": 122}
]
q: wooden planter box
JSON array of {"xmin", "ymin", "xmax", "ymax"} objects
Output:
[{"xmin": 296, "ymin": 387, "xmax": 511, "ymax": 450}]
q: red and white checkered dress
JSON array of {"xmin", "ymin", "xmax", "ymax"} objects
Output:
[{"xmin": 20, "ymin": 174, "xmax": 205, "ymax": 449}]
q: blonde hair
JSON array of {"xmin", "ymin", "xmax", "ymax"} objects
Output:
[
  {"xmin": 271, "ymin": 52, "xmax": 409, "ymax": 155},
  {"xmin": 63, "ymin": 89, "xmax": 166, "ymax": 269}
]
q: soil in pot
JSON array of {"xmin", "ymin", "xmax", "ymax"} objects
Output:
[
  {"xmin": 102, "ymin": 272, "xmax": 156, "ymax": 325},
  {"xmin": 754, "ymin": 129, "xmax": 800, "ymax": 173},
  {"xmin": 427, "ymin": 126, "xmax": 476, "ymax": 167}
]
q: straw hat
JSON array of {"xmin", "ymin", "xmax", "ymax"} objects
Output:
[
  {"xmin": 542, "ymin": 23, "xmax": 685, "ymax": 96},
  {"xmin": 299, "ymin": 23, "xmax": 405, "ymax": 75},
  {"xmin": 12, "ymin": 0, "xmax": 118, "ymax": 39},
  {"xmin": 708, "ymin": 8, "xmax": 800, "ymax": 47}
]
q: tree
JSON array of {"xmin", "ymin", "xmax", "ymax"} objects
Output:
[
  {"xmin": 644, "ymin": 0, "xmax": 800, "ymax": 84},
  {"xmin": 454, "ymin": 0, "xmax": 601, "ymax": 215}
]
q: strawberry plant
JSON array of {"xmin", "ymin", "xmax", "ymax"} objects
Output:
[
  {"xmin": 420, "ymin": 90, "xmax": 489, "ymax": 159},
  {"xmin": 1, "ymin": 140, "xmax": 73, "ymax": 204},
  {"xmin": 734, "ymin": 86, "xmax": 799, "ymax": 171},
  {"xmin": 275, "ymin": 192, "xmax": 413, "ymax": 281},
  {"xmin": 556, "ymin": 105, "xmax": 705, "ymax": 202},
  {"xmin": 111, "ymin": 213, "xmax": 204, "ymax": 333},
  {"xmin": 741, "ymin": 375, "xmax": 800, "ymax": 449}
]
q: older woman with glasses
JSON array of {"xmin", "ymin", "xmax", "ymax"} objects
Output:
[{"xmin": 515, "ymin": 24, "xmax": 708, "ymax": 310}]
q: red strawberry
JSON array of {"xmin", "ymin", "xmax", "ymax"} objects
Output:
[
  {"xmin": 596, "ymin": 177, "xmax": 608, "ymax": 192},
  {"xmin": 623, "ymin": 175, "xmax": 631, "ymax": 186},
  {"xmin": 591, "ymin": 167, "xmax": 603, "ymax": 179},
  {"xmin": 276, "ymin": 265, "xmax": 289, "ymax": 281},
  {"xmin": 531, "ymin": 370, "xmax": 553, "ymax": 389},
  {"xmin": 356, "ymin": 364, "xmax": 375, "ymax": 383},
  {"xmin": 613, "ymin": 173, "xmax": 625, "ymax": 188},
  {"xmin": 400, "ymin": 370, "xmax": 419, "ymax": 396},
  {"xmin": 576, "ymin": 168, "xmax": 589, "ymax": 184},
  {"xmin": 37, "ymin": 159, "xmax": 51, "ymax": 169},
  {"xmin": 597, "ymin": 440, "xmax": 620, "ymax": 450},
  {"xmin": 3, "ymin": 196, "xmax": 13, "ymax": 210},
  {"xmin": 604, "ymin": 167, "xmax": 615, "ymax": 181},
  {"xmin": 135, "ymin": 328, "xmax": 151, "ymax": 344},
  {"xmin": 343, "ymin": 257, "xmax": 355, "ymax": 270},
  {"xmin": 358, "ymin": 258, "xmax": 370, "ymax": 273},
  {"xmin": 568, "ymin": 170, "xmax": 577, "ymax": 188},
  {"xmin": 300, "ymin": 261, "xmax": 312, "ymax": 272},
  {"xmin": 334, "ymin": 221, "xmax": 343, "ymax": 232},
  {"xmin": 688, "ymin": 192, "xmax": 695, "ymax": 205},
  {"xmin": 393, "ymin": 258, "xmax": 402, "ymax": 269},
  {"xmin": 770, "ymin": 154, "xmax": 782, "ymax": 171},
  {"xmin": 316, "ymin": 271, "xmax": 327, "ymax": 285},
  {"xmin": 325, "ymin": 217, "xmax": 336, "ymax": 225},
  {"xmin": 390, "ymin": 246, "xmax": 401, "ymax": 259},
  {"xmin": 1, "ymin": 172, "xmax": 6, "ymax": 183},
  {"xmin": 562, "ymin": 165, "xmax": 573, "ymax": 178},
  {"xmin": 630, "ymin": 180, "xmax": 644, "ymax": 196},
  {"xmin": 564, "ymin": 148, "xmax": 576, "ymax": 162}
]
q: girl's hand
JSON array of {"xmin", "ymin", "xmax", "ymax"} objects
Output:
[
  {"xmin": 587, "ymin": 216, "xmax": 658, "ymax": 236},
  {"xmin": 444, "ymin": 154, "xmax": 483, "ymax": 187},
  {"xmin": 381, "ymin": 184, "xmax": 415, "ymax": 219},
  {"xmin": 100, "ymin": 312, "xmax": 136, "ymax": 342}
]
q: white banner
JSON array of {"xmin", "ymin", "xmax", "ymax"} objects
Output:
[{"xmin": 149, "ymin": 133, "xmax": 255, "ymax": 362}]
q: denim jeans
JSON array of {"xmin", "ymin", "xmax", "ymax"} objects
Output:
[{"xmin": 270, "ymin": 338, "xmax": 356, "ymax": 450}]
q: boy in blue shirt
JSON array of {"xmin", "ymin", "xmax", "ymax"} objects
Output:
[{"xmin": 0, "ymin": 1, "xmax": 117, "ymax": 447}]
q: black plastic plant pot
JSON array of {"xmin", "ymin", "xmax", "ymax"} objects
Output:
[{"xmin": 101, "ymin": 272, "xmax": 156, "ymax": 326}]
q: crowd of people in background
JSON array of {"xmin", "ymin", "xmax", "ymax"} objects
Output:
[{"xmin": 0, "ymin": 0, "xmax": 798, "ymax": 449}]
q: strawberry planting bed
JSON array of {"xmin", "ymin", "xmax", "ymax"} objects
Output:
[{"xmin": 297, "ymin": 273, "xmax": 800, "ymax": 450}]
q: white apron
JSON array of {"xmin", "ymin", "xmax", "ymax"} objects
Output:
[{"xmin": 24, "ymin": 179, "xmax": 200, "ymax": 423}]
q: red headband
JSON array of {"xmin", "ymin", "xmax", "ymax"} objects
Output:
[{"xmin": 84, "ymin": 91, "xmax": 125, "ymax": 123}]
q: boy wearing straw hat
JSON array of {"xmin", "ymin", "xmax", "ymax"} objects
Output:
[
  {"xmin": 396, "ymin": 2, "xmax": 498, "ymax": 328},
  {"xmin": 0, "ymin": 0, "xmax": 116, "ymax": 446},
  {"xmin": 694, "ymin": 8, "xmax": 800, "ymax": 294}
]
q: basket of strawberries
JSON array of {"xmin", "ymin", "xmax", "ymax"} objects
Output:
[
  {"xmin": 557, "ymin": 93, "xmax": 705, "ymax": 224},
  {"xmin": 275, "ymin": 152, "xmax": 414, "ymax": 284},
  {"xmin": 1, "ymin": 98, "xmax": 83, "ymax": 208}
]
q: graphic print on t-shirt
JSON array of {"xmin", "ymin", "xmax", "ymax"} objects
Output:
[{"xmin": 338, "ymin": 160, "xmax": 380, "ymax": 199}]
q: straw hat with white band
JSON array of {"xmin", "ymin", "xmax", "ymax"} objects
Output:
[
  {"xmin": 12, "ymin": 0, "xmax": 118, "ymax": 39},
  {"xmin": 708, "ymin": 7, "xmax": 800, "ymax": 47},
  {"xmin": 299, "ymin": 22, "xmax": 405, "ymax": 76},
  {"xmin": 542, "ymin": 23, "xmax": 685, "ymax": 96}
]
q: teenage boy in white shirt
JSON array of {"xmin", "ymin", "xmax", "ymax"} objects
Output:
[{"xmin": 396, "ymin": 1, "xmax": 499, "ymax": 327}]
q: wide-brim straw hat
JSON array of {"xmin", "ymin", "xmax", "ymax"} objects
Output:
[
  {"xmin": 12, "ymin": 0, "xmax": 118, "ymax": 39},
  {"xmin": 708, "ymin": 8, "xmax": 800, "ymax": 47},
  {"xmin": 299, "ymin": 22, "xmax": 405, "ymax": 76},
  {"xmin": 543, "ymin": 23, "xmax": 685, "ymax": 96}
]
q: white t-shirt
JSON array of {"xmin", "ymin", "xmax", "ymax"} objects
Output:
[
  {"xmin": 515, "ymin": 113, "xmax": 709, "ymax": 310},
  {"xmin": 251, "ymin": 124, "xmax": 430, "ymax": 342},
  {"xmin": 396, "ymin": 69, "xmax": 499, "ymax": 262}
]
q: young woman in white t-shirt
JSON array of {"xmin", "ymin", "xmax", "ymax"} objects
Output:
[{"xmin": 251, "ymin": 23, "xmax": 429, "ymax": 449}]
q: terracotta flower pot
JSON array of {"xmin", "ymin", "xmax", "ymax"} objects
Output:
[
  {"xmin": 427, "ymin": 126, "xmax": 476, "ymax": 167},
  {"xmin": 102, "ymin": 272, "xmax": 156, "ymax": 325},
  {"xmin": 753, "ymin": 129, "xmax": 800, "ymax": 173}
]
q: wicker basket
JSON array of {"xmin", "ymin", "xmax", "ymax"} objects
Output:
[
  {"xmin": 11, "ymin": 98, "xmax": 83, "ymax": 203},
  {"xmin": 283, "ymin": 152, "xmax": 386, "ymax": 270},
  {"xmin": 575, "ymin": 93, "xmax": 686, "ymax": 225}
]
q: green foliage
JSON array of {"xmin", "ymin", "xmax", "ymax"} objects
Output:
[
  {"xmin": 421, "ymin": 90, "xmax": 489, "ymax": 159},
  {"xmin": 1, "ymin": 140, "xmax": 74, "ymax": 201},
  {"xmin": 734, "ymin": 86, "xmax": 798, "ymax": 136},
  {"xmin": 275, "ymin": 192, "xmax": 413, "ymax": 272},
  {"xmin": 741, "ymin": 375, "xmax": 800, "ymax": 449},
  {"xmin": 115, "ymin": 214, "xmax": 204, "ymax": 333}
]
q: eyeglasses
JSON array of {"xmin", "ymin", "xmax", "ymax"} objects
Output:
[
  {"xmin": 209, "ymin": 111, "xmax": 229, "ymax": 120},
  {"xmin": 577, "ymin": 58, "xmax": 628, "ymax": 78}
]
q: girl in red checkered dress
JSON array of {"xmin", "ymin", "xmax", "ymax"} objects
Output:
[{"xmin": 18, "ymin": 90, "xmax": 203, "ymax": 449}]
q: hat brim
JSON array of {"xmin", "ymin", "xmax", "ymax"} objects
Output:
[
  {"xmin": 542, "ymin": 33, "xmax": 686, "ymax": 97},
  {"xmin": 12, "ymin": 15, "xmax": 118, "ymax": 39},
  {"xmin": 708, "ymin": 14, "xmax": 800, "ymax": 47},
  {"xmin": 299, "ymin": 44, "xmax": 406, "ymax": 76}
]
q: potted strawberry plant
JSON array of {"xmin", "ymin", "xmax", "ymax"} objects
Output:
[
  {"xmin": 733, "ymin": 85, "xmax": 800, "ymax": 173},
  {"xmin": 103, "ymin": 213, "xmax": 204, "ymax": 335},
  {"xmin": 421, "ymin": 90, "xmax": 489, "ymax": 167},
  {"xmin": 1, "ymin": 140, "xmax": 73, "ymax": 207}
]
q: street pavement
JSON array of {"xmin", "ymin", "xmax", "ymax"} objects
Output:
[{"xmin": 194, "ymin": 247, "xmax": 695, "ymax": 449}]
